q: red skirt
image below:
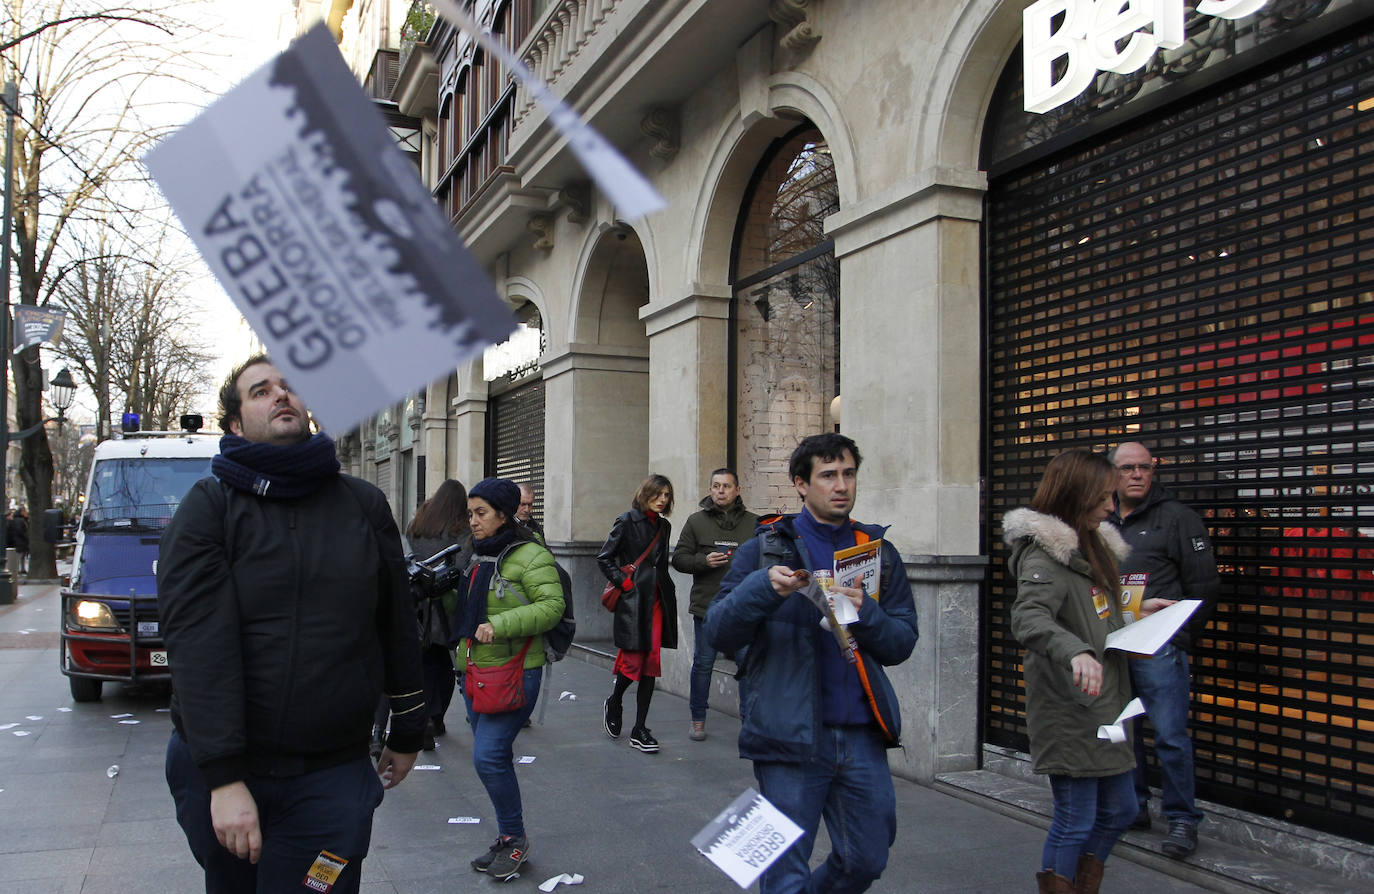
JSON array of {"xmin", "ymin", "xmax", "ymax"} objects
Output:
[{"xmin": 613, "ymin": 598, "xmax": 663, "ymax": 680}]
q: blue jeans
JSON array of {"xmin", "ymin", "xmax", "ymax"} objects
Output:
[
  {"xmin": 1044, "ymin": 772, "xmax": 1136, "ymax": 878},
  {"xmin": 165, "ymin": 730, "xmax": 383, "ymax": 894},
  {"xmin": 464, "ymin": 666, "xmax": 542, "ymax": 838},
  {"xmin": 753, "ymin": 724, "xmax": 896, "ymax": 894},
  {"xmin": 689, "ymin": 616, "xmax": 717, "ymax": 722},
  {"xmin": 1129, "ymin": 645, "xmax": 1203, "ymax": 825}
]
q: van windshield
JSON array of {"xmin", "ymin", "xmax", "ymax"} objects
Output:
[{"xmin": 82, "ymin": 457, "xmax": 213, "ymax": 531}]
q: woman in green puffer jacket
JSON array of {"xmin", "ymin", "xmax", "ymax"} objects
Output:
[
  {"xmin": 1005, "ymin": 449, "xmax": 1166, "ymax": 894},
  {"xmin": 451, "ymin": 477, "xmax": 565, "ymax": 882}
]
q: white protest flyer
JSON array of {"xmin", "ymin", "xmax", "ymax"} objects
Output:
[
  {"xmin": 692, "ymin": 788, "xmax": 804, "ymax": 889},
  {"xmin": 1097, "ymin": 697, "xmax": 1146, "ymax": 743},
  {"xmin": 1104, "ymin": 599, "xmax": 1202, "ymax": 656},
  {"xmin": 144, "ymin": 24, "xmax": 515, "ymax": 435}
]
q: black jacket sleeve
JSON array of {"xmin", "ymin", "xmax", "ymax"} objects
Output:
[
  {"xmin": 351, "ymin": 480, "xmax": 426, "ymax": 753},
  {"xmin": 158, "ymin": 480, "xmax": 251, "ymax": 788},
  {"xmin": 597, "ymin": 514, "xmax": 630, "ymax": 584},
  {"xmin": 1173, "ymin": 504, "xmax": 1221, "ymax": 645}
]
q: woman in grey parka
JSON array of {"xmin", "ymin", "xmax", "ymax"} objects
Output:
[{"xmin": 1005, "ymin": 449, "xmax": 1170, "ymax": 894}]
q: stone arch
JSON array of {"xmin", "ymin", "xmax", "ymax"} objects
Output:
[
  {"xmin": 913, "ymin": 0, "xmax": 1023, "ymax": 173},
  {"xmin": 690, "ymin": 71, "xmax": 859, "ymax": 290},
  {"xmin": 569, "ymin": 221, "xmax": 652, "ymax": 347}
]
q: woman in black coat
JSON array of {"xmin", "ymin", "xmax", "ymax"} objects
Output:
[
  {"xmin": 404, "ymin": 479, "xmax": 474, "ymax": 748},
  {"xmin": 597, "ymin": 474, "xmax": 678, "ymax": 753}
]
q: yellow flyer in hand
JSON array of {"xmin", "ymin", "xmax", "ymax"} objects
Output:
[
  {"xmin": 1118, "ymin": 572, "xmax": 1148, "ymax": 624},
  {"xmin": 834, "ymin": 540, "xmax": 883, "ymax": 601}
]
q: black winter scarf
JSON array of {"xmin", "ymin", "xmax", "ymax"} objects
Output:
[
  {"xmin": 450, "ymin": 525, "xmax": 524, "ymax": 643},
  {"xmin": 211, "ymin": 433, "xmax": 341, "ymax": 499}
]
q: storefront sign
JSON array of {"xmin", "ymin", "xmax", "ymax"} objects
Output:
[{"xmin": 1023, "ymin": 0, "xmax": 1270, "ymax": 113}]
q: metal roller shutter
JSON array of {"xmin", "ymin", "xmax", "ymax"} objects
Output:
[{"xmin": 983, "ymin": 26, "xmax": 1374, "ymax": 840}]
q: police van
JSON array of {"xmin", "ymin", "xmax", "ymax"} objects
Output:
[{"xmin": 58, "ymin": 416, "xmax": 218, "ymax": 702}]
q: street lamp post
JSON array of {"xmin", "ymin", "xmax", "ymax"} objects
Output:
[{"xmin": 0, "ymin": 79, "xmax": 16, "ymax": 600}]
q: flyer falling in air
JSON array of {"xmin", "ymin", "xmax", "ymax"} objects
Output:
[
  {"xmin": 692, "ymin": 788, "xmax": 803, "ymax": 889},
  {"xmin": 1097, "ymin": 697, "xmax": 1146, "ymax": 743},
  {"xmin": 144, "ymin": 24, "xmax": 518, "ymax": 435}
]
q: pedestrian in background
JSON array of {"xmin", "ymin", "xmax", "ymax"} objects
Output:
[
  {"xmin": 1005, "ymin": 448, "xmax": 1171, "ymax": 894},
  {"xmin": 159, "ymin": 355, "xmax": 424, "ymax": 894},
  {"xmin": 1108, "ymin": 441, "xmax": 1218, "ymax": 858},
  {"xmin": 8, "ymin": 508, "xmax": 29, "ymax": 574},
  {"xmin": 405, "ymin": 478, "xmax": 474, "ymax": 748},
  {"xmin": 671, "ymin": 467, "xmax": 757, "ymax": 741},
  {"xmin": 454, "ymin": 477, "xmax": 565, "ymax": 881},
  {"xmin": 597, "ymin": 474, "xmax": 677, "ymax": 753},
  {"xmin": 515, "ymin": 482, "xmax": 545, "ymax": 543}
]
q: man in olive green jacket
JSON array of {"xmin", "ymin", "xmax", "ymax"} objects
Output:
[{"xmin": 671, "ymin": 468, "xmax": 758, "ymax": 740}]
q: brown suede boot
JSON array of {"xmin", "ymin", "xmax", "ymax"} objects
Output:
[
  {"xmin": 1036, "ymin": 869, "xmax": 1075, "ymax": 894},
  {"xmin": 1074, "ymin": 855, "xmax": 1105, "ymax": 894}
]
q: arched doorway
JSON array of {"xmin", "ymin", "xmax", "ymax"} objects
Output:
[{"xmin": 730, "ymin": 123, "xmax": 840, "ymax": 514}]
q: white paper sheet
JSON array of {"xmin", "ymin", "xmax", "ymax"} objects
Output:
[
  {"xmin": 1104, "ymin": 599, "xmax": 1202, "ymax": 656},
  {"xmin": 430, "ymin": 0, "xmax": 665, "ymax": 220},
  {"xmin": 144, "ymin": 24, "xmax": 515, "ymax": 435},
  {"xmin": 692, "ymin": 789, "xmax": 804, "ymax": 889},
  {"xmin": 1097, "ymin": 697, "xmax": 1146, "ymax": 742}
]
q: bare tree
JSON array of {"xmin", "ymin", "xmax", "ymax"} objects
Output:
[
  {"xmin": 47, "ymin": 418, "xmax": 93, "ymax": 517},
  {"xmin": 53, "ymin": 214, "xmax": 215, "ymax": 440},
  {"xmin": 2, "ymin": 0, "xmax": 216, "ymax": 577}
]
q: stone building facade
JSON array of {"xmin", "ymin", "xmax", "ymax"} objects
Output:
[{"xmin": 313, "ymin": 0, "xmax": 1373, "ymax": 852}]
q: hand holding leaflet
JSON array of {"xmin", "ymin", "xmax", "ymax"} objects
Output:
[{"xmin": 1104, "ymin": 599, "xmax": 1202, "ymax": 656}]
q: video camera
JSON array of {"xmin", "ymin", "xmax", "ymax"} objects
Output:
[{"xmin": 406, "ymin": 543, "xmax": 467, "ymax": 601}]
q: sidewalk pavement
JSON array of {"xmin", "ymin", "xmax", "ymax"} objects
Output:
[{"xmin": 1, "ymin": 581, "xmax": 1215, "ymax": 892}]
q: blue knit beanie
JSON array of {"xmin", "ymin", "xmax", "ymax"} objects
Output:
[{"xmin": 469, "ymin": 477, "xmax": 521, "ymax": 519}]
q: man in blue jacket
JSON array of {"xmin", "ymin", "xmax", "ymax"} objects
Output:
[{"xmin": 705, "ymin": 433, "xmax": 918, "ymax": 894}]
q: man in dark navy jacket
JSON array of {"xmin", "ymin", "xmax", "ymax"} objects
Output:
[
  {"xmin": 1108, "ymin": 441, "xmax": 1219, "ymax": 860},
  {"xmin": 706, "ymin": 433, "xmax": 918, "ymax": 894}
]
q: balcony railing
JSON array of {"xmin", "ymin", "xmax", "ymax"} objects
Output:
[{"xmin": 513, "ymin": 0, "xmax": 620, "ymax": 127}]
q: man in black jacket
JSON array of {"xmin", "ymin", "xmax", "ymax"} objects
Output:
[
  {"xmin": 1108, "ymin": 442, "xmax": 1219, "ymax": 860},
  {"xmin": 159, "ymin": 355, "xmax": 425, "ymax": 894},
  {"xmin": 671, "ymin": 467, "xmax": 757, "ymax": 741}
]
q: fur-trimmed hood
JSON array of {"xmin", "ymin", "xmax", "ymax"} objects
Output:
[{"xmin": 1003, "ymin": 507, "xmax": 1129, "ymax": 565}]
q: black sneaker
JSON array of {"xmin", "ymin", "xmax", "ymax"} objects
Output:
[
  {"xmin": 431, "ymin": 716, "xmax": 446, "ymax": 736},
  {"xmin": 603, "ymin": 698, "xmax": 622, "ymax": 739},
  {"xmin": 629, "ymin": 725, "xmax": 659, "ymax": 753},
  {"xmin": 471, "ymin": 836, "xmax": 504, "ymax": 872},
  {"xmin": 487, "ymin": 835, "xmax": 529, "ymax": 881},
  {"xmin": 1161, "ymin": 821, "xmax": 1198, "ymax": 859},
  {"xmin": 1129, "ymin": 807, "xmax": 1151, "ymax": 831}
]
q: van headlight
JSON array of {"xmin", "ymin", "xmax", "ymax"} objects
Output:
[{"xmin": 70, "ymin": 600, "xmax": 118, "ymax": 630}]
